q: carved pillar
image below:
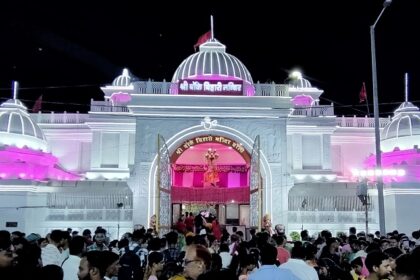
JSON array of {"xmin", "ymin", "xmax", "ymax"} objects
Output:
[
  {"xmin": 292, "ymin": 134, "xmax": 302, "ymax": 170},
  {"xmin": 91, "ymin": 131, "xmax": 102, "ymax": 168}
]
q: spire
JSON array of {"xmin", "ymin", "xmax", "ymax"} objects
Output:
[
  {"xmin": 12, "ymin": 81, "xmax": 19, "ymax": 99},
  {"xmin": 404, "ymin": 72, "xmax": 409, "ymax": 102},
  {"xmin": 210, "ymin": 15, "xmax": 214, "ymax": 40}
]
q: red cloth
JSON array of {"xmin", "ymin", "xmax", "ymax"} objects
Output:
[
  {"xmin": 359, "ymin": 82, "xmax": 367, "ymax": 103},
  {"xmin": 171, "ymin": 187, "xmax": 249, "ymax": 204},
  {"xmin": 185, "ymin": 216, "xmax": 194, "ymax": 230},
  {"xmin": 277, "ymin": 246, "xmax": 290, "ymax": 264},
  {"xmin": 194, "ymin": 31, "xmax": 211, "ymax": 50},
  {"xmin": 212, "ymin": 220, "xmax": 222, "ymax": 241}
]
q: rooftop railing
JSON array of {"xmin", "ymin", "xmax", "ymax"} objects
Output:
[
  {"xmin": 337, "ymin": 115, "xmax": 390, "ymax": 128},
  {"xmin": 31, "ymin": 112, "xmax": 89, "ymax": 124}
]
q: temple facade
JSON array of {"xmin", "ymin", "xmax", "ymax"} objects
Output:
[{"xmin": 1, "ymin": 38, "xmax": 419, "ymax": 238}]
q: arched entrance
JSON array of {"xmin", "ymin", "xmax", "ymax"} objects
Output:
[
  {"xmin": 152, "ymin": 124, "xmax": 270, "ymax": 235},
  {"xmin": 170, "ymin": 135, "xmax": 252, "ymax": 230}
]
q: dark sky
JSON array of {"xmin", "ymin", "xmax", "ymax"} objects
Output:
[{"xmin": 1, "ymin": 0, "xmax": 419, "ymax": 116}]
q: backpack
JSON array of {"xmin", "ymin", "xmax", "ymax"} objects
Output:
[{"xmin": 118, "ymin": 246, "xmax": 143, "ymax": 280}]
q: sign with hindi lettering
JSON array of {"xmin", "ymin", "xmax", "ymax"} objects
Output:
[
  {"xmin": 178, "ymin": 79, "xmax": 243, "ymax": 95},
  {"xmin": 171, "ymin": 135, "xmax": 250, "ymax": 163}
]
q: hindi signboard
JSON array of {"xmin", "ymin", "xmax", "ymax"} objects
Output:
[{"xmin": 178, "ymin": 79, "xmax": 243, "ymax": 95}]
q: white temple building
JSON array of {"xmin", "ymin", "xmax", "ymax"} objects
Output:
[{"xmin": 1, "ymin": 37, "xmax": 419, "ymax": 238}]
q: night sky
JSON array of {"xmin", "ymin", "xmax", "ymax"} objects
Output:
[{"xmin": 1, "ymin": 0, "xmax": 419, "ymax": 116}]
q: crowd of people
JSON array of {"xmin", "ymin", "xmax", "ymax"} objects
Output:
[{"xmin": 1, "ymin": 213, "xmax": 420, "ymax": 280}]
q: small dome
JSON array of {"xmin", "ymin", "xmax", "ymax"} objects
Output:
[
  {"xmin": 0, "ymin": 99, "xmax": 48, "ymax": 151},
  {"xmin": 381, "ymin": 101, "xmax": 420, "ymax": 152},
  {"xmin": 171, "ymin": 39, "xmax": 253, "ymax": 84},
  {"xmin": 112, "ymin": 68, "xmax": 133, "ymax": 87},
  {"xmin": 286, "ymin": 71, "xmax": 312, "ymax": 88}
]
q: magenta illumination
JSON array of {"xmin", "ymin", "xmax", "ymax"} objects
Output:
[{"xmin": 0, "ymin": 145, "xmax": 81, "ymax": 181}]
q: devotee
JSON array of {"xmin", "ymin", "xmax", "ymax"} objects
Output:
[
  {"xmin": 169, "ymin": 244, "xmax": 211, "ymax": 280},
  {"xmin": 42, "ymin": 229, "xmax": 65, "ymax": 266},
  {"xmin": 87, "ymin": 228, "xmax": 108, "ymax": 252},
  {"xmin": 280, "ymin": 241, "xmax": 318, "ymax": 280},
  {"xmin": 62, "ymin": 236, "xmax": 85, "ymax": 280},
  {"xmin": 365, "ymin": 251, "xmax": 392, "ymax": 280},
  {"xmin": 248, "ymin": 245, "xmax": 298, "ymax": 280}
]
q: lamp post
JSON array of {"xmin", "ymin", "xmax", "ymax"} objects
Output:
[
  {"xmin": 370, "ymin": 0, "xmax": 392, "ymax": 235},
  {"xmin": 117, "ymin": 202, "xmax": 124, "ymax": 239}
]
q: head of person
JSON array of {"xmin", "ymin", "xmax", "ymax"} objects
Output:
[
  {"xmin": 49, "ymin": 230, "xmax": 65, "ymax": 247},
  {"xmin": 82, "ymin": 229, "xmax": 92, "ymax": 240},
  {"xmin": 183, "ymin": 244, "xmax": 211, "ymax": 280},
  {"xmin": 365, "ymin": 251, "xmax": 392, "ymax": 279},
  {"xmin": 260, "ymin": 244, "xmax": 277, "ymax": 265},
  {"xmin": 93, "ymin": 228, "xmax": 106, "ymax": 245},
  {"xmin": 275, "ymin": 224, "xmax": 285, "ymax": 235},
  {"xmin": 291, "ymin": 242, "xmax": 306, "ymax": 260},
  {"xmin": 380, "ymin": 239, "xmax": 391, "ymax": 251},
  {"xmin": 40, "ymin": 265, "xmax": 63, "ymax": 280},
  {"xmin": 0, "ymin": 230, "xmax": 14, "ymax": 268},
  {"xmin": 70, "ymin": 236, "xmax": 86, "ymax": 257},
  {"xmin": 78, "ymin": 251, "xmax": 105, "ymax": 280},
  {"xmin": 102, "ymin": 251, "xmax": 120, "ymax": 278},
  {"xmin": 351, "ymin": 257, "xmax": 364, "ymax": 275},
  {"xmin": 147, "ymin": 251, "xmax": 164, "ymax": 275}
]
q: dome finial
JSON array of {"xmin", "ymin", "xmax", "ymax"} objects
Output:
[
  {"xmin": 210, "ymin": 15, "xmax": 214, "ymax": 40},
  {"xmin": 404, "ymin": 73, "xmax": 409, "ymax": 102},
  {"xmin": 12, "ymin": 81, "xmax": 19, "ymax": 100}
]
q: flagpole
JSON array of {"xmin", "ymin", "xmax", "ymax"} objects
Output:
[
  {"xmin": 210, "ymin": 15, "xmax": 214, "ymax": 40},
  {"xmin": 404, "ymin": 73, "xmax": 408, "ymax": 102},
  {"xmin": 13, "ymin": 81, "xmax": 19, "ymax": 99}
]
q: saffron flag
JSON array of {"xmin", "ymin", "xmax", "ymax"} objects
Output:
[
  {"xmin": 193, "ymin": 31, "xmax": 211, "ymax": 51},
  {"xmin": 32, "ymin": 95, "xmax": 43, "ymax": 113},
  {"xmin": 359, "ymin": 82, "xmax": 367, "ymax": 103}
]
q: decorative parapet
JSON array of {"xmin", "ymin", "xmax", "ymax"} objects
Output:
[
  {"xmin": 290, "ymin": 105, "xmax": 334, "ymax": 117},
  {"xmin": 337, "ymin": 115, "xmax": 391, "ymax": 128},
  {"xmin": 30, "ymin": 112, "xmax": 89, "ymax": 124}
]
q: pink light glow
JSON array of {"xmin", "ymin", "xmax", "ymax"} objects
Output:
[
  {"xmin": 110, "ymin": 92, "xmax": 132, "ymax": 105},
  {"xmin": 0, "ymin": 145, "xmax": 81, "ymax": 181},
  {"xmin": 292, "ymin": 95, "xmax": 314, "ymax": 106},
  {"xmin": 173, "ymin": 142, "xmax": 248, "ymax": 188},
  {"xmin": 363, "ymin": 148, "xmax": 420, "ymax": 183}
]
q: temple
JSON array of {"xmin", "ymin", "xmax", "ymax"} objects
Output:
[{"xmin": 1, "ymin": 36, "xmax": 419, "ymax": 237}]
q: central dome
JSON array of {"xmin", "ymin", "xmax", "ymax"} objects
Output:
[{"xmin": 171, "ymin": 39, "xmax": 253, "ymax": 84}]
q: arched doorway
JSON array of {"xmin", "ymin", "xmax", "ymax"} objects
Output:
[
  {"xmin": 154, "ymin": 127, "xmax": 267, "ymax": 235},
  {"xmin": 170, "ymin": 135, "xmax": 252, "ymax": 230}
]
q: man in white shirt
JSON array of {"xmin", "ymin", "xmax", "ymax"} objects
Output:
[
  {"xmin": 42, "ymin": 230, "xmax": 64, "ymax": 266},
  {"xmin": 280, "ymin": 242, "xmax": 318, "ymax": 280},
  {"xmin": 62, "ymin": 236, "xmax": 85, "ymax": 280}
]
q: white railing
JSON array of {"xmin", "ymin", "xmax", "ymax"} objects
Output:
[
  {"xmin": 254, "ymin": 82, "xmax": 289, "ymax": 97},
  {"xmin": 90, "ymin": 100, "xmax": 130, "ymax": 112},
  {"xmin": 31, "ymin": 112, "xmax": 89, "ymax": 124},
  {"xmin": 46, "ymin": 208, "xmax": 133, "ymax": 221},
  {"xmin": 337, "ymin": 116, "xmax": 390, "ymax": 128},
  {"xmin": 288, "ymin": 210, "xmax": 376, "ymax": 224},
  {"xmin": 291, "ymin": 105, "xmax": 334, "ymax": 117}
]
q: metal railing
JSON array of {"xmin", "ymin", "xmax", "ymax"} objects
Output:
[
  {"xmin": 46, "ymin": 208, "xmax": 133, "ymax": 221},
  {"xmin": 288, "ymin": 210, "xmax": 376, "ymax": 224}
]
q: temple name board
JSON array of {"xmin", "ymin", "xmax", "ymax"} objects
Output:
[
  {"xmin": 178, "ymin": 79, "xmax": 243, "ymax": 95},
  {"xmin": 171, "ymin": 135, "xmax": 250, "ymax": 163}
]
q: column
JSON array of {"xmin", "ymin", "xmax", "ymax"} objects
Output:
[
  {"xmin": 119, "ymin": 132, "xmax": 129, "ymax": 169},
  {"xmin": 322, "ymin": 134, "xmax": 332, "ymax": 170},
  {"xmin": 292, "ymin": 134, "xmax": 302, "ymax": 170},
  {"xmin": 90, "ymin": 131, "xmax": 102, "ymax": 168}
]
